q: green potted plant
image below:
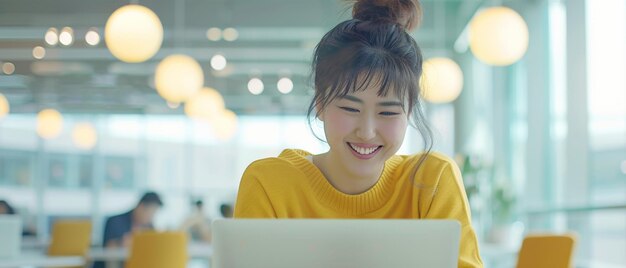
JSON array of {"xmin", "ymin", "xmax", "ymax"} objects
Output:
[
  {"xmin": 492, "ymin": 179, "xmax": 516, "ymax": 226},
  {"xmin": 488, "ymin": 178, "xmax": 524, "ymax": 248}
]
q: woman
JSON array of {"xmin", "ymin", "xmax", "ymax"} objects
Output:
[{"xmin": 234, "ymin": 0, "xmax": 482, "ymax": 267}]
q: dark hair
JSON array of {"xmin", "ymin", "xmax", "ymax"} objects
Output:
[
  {"xmin": 220, "ymin": 203, "xmax": 233, "ymax": 218},
  {"xmin": 306, "ymin": 0, "xmax": 433, "ymax": 178},
  {"xmin": 0, "ymin": 200, "xmax": 16, "ymax": 214},
  {"xmin": 138, "ymin": 192, "xmax": 163, "ymax": 207},
  {"xmin": 352, "ymin": 0, "xmax": 422, "ymax": 31},
  {"xmin": 194, "ymin": 200, "xmax": 204, "ymax": 208}
]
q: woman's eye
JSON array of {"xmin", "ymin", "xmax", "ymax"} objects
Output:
[
  {"xmin": 380, "ymin": 111, "xmax": 400, "ymax": 116},
  {"xmin": 339, "ymin": 106, "xmax": 359, "ymax": 113}
]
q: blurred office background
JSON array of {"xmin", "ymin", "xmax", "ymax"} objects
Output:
[{"xmin": 0, "ymin": 0, "xmax": 624, "ymax": 267}]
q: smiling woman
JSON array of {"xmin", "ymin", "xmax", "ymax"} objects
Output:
[
  {"xmin": 233, "ymin": 0, "xmax": 483, "ymax": 267},
  {"xmin": 316, "ymin": 87, "xmax": 409, "ymax": 193}
]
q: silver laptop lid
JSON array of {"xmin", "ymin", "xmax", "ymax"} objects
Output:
[{"xmin": 212, "ymin": 219, "xmax": 460, "ymax": 268}]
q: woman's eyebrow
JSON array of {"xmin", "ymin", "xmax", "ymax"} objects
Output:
[
  {"xmin": 378, "ymin": 101, "xmax": 403, "ymax": 107},
  {"xmin": 340, "ymin": 95, "xmax": 363, "ymax": 103},
  {"xmin": 340, "ymin": 95, "xmax": 403, "ymax": 107}
]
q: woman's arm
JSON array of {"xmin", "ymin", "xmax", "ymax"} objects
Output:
[{"xmin": 424, "ymin": 161, "xmax": 483, "ymax": 268}]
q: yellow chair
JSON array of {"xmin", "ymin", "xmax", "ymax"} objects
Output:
[
  {"xmin": 125, "ymin": 231, "xmax": 188, "ymax": 268},
  {"xmin": 48, "ymin": 220, "xmax": 92, "ymax": 256},
  {"xmin": 516, "ymin": 234, "xmax": 576, "ymax": 268}
]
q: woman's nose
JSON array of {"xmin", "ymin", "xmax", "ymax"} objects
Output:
[{"xmin": 355, "ymin": 116, "xmax": 376, "ymax": 140}]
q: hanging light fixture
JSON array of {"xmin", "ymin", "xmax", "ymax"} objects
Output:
[
  {"xmin": 154, "ymin": 54, "xmax": 204, "ymax": 103},
  {"xmin": 105, "ymin": 4, "xmax": 163, "ymax": 63},
  {"xmin": 0, "ymin": 93, "xmax": 9, "ymax": 119},
  {"xmin": 420, "ymin": 57, "xmax": 464, "ymax": 104},
  {"xmin": 184, "ymin": 87, "xmax": 225, "ymax": 121},
  {"xmin": 37, "ymin": 109, "xmax": 63, "ymax": 139},
  {"xmin": 469, "ymin": 6, "xmax": 529, "ymax": 66},
  {"xmin": 153, "ymin": 0, "xmax": 204, "ymax": 104},
  {"xmin": 72, "ymin": 122, "xmax": 98, "ymax": 149},
  {"xmin": 213, "ymin": 109, "xmax": 238, "ymax": 141}
]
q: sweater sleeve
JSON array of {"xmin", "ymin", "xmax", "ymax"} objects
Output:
[
  {"xmin": 234, "ymin": 163, "xmax": 277, "ymax": 218},
  {"xmin": 424, "ymin": 161, "xmax": 483, "ymax": 268}
]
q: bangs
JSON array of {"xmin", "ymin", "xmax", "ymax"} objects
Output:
[{"xmin": 318, "ymin": 51, "xmax": 418, "ymax": 112}]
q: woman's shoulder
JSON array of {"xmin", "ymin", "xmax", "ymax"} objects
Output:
[
  {"xmin": 247, "ymin": 148, "xmax": 309, "ymax": 166},
  {"xmin": 244, "ymin": 149, "xmax": 313, "ymax": 175},
  {"xmin": 245, "ymin": 156, "xmax": 289, "ymax": 171},
  {"xmin": 241, "ymin": 149, "xmax": 317, "ymax": 190},
  {"xmin": 396, "ymin": 151, "xmax": 458, "ymax": 169},
  {"xmin": 391, "ymin": 151, "xmax": 461, "ymax": 184}
]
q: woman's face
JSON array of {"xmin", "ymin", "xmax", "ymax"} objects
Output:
[{"xmin": 319, "ymin": 84, "xmax": 409, "ymax": 178}]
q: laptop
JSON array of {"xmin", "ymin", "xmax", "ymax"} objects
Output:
[
  {"xmin": 0, "ymin": 215, "xmax": 22, "ymax": 258},
  {"xmin": 212, "ymin": 219, "xmax": 460, "ymax": 268}
]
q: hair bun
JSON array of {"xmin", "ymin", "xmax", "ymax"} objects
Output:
[{"xmin": 352, "ymin": 0, "xmax": 422, "ymax": 31}]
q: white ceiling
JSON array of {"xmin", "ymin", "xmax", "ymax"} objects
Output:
[{"xmin": 0, "ymin": 0, "xmax": 484, "ymax": 115}]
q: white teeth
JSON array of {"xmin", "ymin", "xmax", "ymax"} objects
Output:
[{"xmin": 349, "ymin": 143, "xmax": 379, "ymax": 155}]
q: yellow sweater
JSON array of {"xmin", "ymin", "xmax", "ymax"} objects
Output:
[{"xmin": 235, "ymin": 149, "xmax": 483, "ymax": 268}]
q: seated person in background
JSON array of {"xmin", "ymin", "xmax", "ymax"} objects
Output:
[
  {"xmin": 0, "ymin": 200, "xmax": 16, "ymax": 215},
  {"xmin": 0, "ymin": 199, "xmax": 36, "ymax": 236},
  {"xmin": 179, "ymin": 200, "xmax": 211, "ymax": 242},
  {"xmin": 93, "ymin": 192, "xmax": 163, "ymax": 268},
  {"xmin": 220, "ymin": 203, "xmax": 233, "ymax": 218},
  {"xmin": 102, "ymin": 191, "xmax": 163, "ymax": 248}
]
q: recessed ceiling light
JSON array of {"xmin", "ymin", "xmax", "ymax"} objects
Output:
[
  {"xmin": 33, "ymin": 46, "xmax": 46, "ymax": 60},
  {"xmin": 210, "ymin": 54, "xmax": 227, "ymax": 71},
  {"xmin": 248, "ymin": 78, "xmax": 264, "ymax": 95},
  {"xmin": 223, "ymin": 27, "xmax": 238, "ymax": 41},
  {"xmin": 277, "ymin": 77, "xmax": 293, "ymax": 94},
  {"xmin": 59, "ymin": 27, "xmax": 74, "ymax": 46},
  {"xmin": 206, "ymin": 27, "xmax": 221, "ymax": 41},
  {"xmin": 45, "ymin": 27, "xmax": 59, "ymax": 46},
  {"xmin": 85, "ymin": 28, "xmax": 100, "ymax": 46}
]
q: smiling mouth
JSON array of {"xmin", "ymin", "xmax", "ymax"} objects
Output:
[{"xmin": 347, "ymin": 142, "xmax": 382, "ymax": 156}]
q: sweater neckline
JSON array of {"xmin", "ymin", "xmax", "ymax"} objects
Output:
[{"xmin": 279, "ymin": 149, "xmax": 402, "ymax": 215}]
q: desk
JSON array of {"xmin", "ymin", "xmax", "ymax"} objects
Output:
[
  {"xmin": 0, "ymin": 252, "xmax": 84, "ymax": 268},
  {"xmin": 20, "ymin": 237, "xmax": 49, "ymax": 250},
  {"xmin": 88, "ymin": 243, "xmax": 212, "ymax": 261}
]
